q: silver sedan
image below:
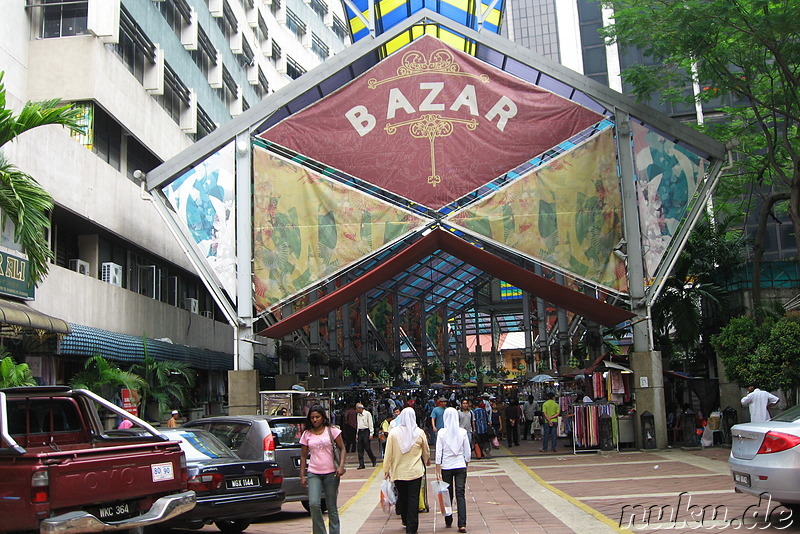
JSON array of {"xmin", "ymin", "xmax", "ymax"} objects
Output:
[{"xmin": 730, "ymin": 404, "xmax": 800, "ymax": 507}]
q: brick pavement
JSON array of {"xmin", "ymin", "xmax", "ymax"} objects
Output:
[{"xmin": 174, "ymin": 436, "xmax": 800, "ymax": 534}]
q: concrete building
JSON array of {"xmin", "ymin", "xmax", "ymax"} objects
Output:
[{"xmin": 0, "ymin": 0, "xmax": 348, "ymax": 414}]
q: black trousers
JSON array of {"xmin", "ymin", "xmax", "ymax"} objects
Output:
[
  {"xmin": 523, "ymin": 419, "xmax": 533, "ymax": 440},
  {"xmin": 395, "ymin": 476, "xmax": 422, "ymax": 534},
  {"xmin": 507, "ymin": 420, "xmax": 519, "ymax": 446},
  {"xmin": 343, "ymin": 425, "xmax": 357, "ymax": 452},
  {"xmin": 357, "ymin": 428, "xmax": 376, "ymax": 466}
]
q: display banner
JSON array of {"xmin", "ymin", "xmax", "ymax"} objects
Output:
[
  {"xmin": 632, "ymin": 122, "xmax": 708, "ymax": 280},
  {"xmin": 252, "ymin": 145, "xmax": 429, "ymax": 311},
  {"xmin": 447, "ymin": 129, "xmax": 627, "ymax": 293},
  {"xmin": 162, "ymin": 143, "xmax": 237, "ymax": 299},
  {"xmin": 260, "ymin": 35, "xmax": 604, "ymax": 210}
]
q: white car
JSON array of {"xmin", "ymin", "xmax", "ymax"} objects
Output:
[{"xmin": 729, "ymin": 405, "xmax": 800, "ymax": 508}]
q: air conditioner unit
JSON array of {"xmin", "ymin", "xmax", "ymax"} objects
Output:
[
  {"xmin": 185, "ymin": 298, "xmax": 199, "ymax": 314},
  {"xmin": 101, "ymin": 262, "xmax": 123, "ymax": 287},
  {"xmin": 69, "ymin": 259, "xmax": 91, "ymax": 276}
]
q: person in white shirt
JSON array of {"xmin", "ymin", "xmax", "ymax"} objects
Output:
[
  {"xmin": 741, "ymin": 384, "xmax": 779, "ymax": 423},
  {"xmin": 435, "ymin": 407, "xmax": 471, "ymax": 532},
  {"xmin": 355, "ymin": 403, "xmax": 377, "ymax": 469}
]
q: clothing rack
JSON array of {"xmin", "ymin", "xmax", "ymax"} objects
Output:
[{"xmin": 571, "ymin": 403, "xmax": 618, "ymax": 454}]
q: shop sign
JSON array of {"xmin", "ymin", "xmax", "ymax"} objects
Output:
[
  {"xmin": 0, "ymin": 250, "xmax": 33, "ymax": 299},
  {"xmin": 121, "ymin": 388, "xmax": 139, "ymax": 417}
]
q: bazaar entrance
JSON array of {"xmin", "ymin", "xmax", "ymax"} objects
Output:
[{"xmin": 144, "ymin": 7, "xmax": 728, "ymax": 449}]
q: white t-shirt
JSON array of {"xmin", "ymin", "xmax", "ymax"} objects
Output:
[{"xmin": 741, "ymin": 388, "xmax": 779, "ymax": 423}]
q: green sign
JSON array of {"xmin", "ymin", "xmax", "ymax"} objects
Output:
[{"xmin": 0, "ymin": 251, "xmax": 33, "ymax": 299}]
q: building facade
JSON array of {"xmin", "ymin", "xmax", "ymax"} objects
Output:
[{"xmin": 0, "ymin": 0, "xmax": 348, "ymax": 411}]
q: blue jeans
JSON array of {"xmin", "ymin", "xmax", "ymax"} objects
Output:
[
  {"xmin": 542, "ymin": 422, "xmax": 558, "ymax": 451},
  {"xmin": 307, "ymin": 472, "xmax": 340, "ymax": 534},
  {"xmin": 441, "ymin": 468, "xmax": 467, "ymax": 528}
]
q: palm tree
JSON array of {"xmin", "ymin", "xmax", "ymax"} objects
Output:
[
  {"xmin": 0, "ymin": 71, "xmax": 81, "ymax": 286},
  {"xmin": 69, "ymin": 353, "xmax": 146, "ymax": 401},
  {"xmin": 130, "ymin": 338, "xmax": 196, "ymax": 418},
  {"xmin": 0, "ymin": 352, "xmax": 36, "ymax": 388}
]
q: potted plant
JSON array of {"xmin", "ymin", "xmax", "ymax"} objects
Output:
[{"xmin": 130, "ymin": 338, "xmax": 195, "ymax": 423}]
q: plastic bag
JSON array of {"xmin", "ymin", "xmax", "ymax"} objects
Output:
[
  {"xmin": 700, "ymin": 425, "xmax": 714, "ymax": 448},
  {"xmin": 430, "ymin": 479, "xmax": 451, "ymax": 516},
  {"xmin": 380, "ymin": 478, "xmax": 397, "ymax": 514},
  {"xmin": 492, "ymin": 436, "xmax": 500, "ymax": 449}
]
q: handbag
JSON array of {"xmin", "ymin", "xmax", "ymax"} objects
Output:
[
  {"xmin": 473, "ymin": 442, "xmax": 483, "ymax": 459},
  {"xmin": 328, "ymin": 426, "xmax": 341, "ymax": 466},
  {"xmin": 491, "ymin": 436, "xmax": 500, "ymax": 449},
  {"xmin": 419, "ymin": 463, "xmax": 429, "ymax": 512}
]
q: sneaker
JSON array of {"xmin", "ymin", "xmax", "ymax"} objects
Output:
[{"xmin": 445, "ymin": 515, "xmax": 453, "ymax": 528}]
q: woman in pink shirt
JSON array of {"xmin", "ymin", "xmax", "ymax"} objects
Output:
[{"xmin": 300, "ymin": 405, "xmax": 347, "ymax": 534}]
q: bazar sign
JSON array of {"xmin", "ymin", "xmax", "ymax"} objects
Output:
[
  {"xmin": 0, "ymin": 250, "xmax": 33, "ymax": 299},
  {"xmin": 261, "ymin": 35, "xmax": 604, "ymax": 210}
]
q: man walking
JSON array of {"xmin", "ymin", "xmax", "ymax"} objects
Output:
[
  {"xmin": 344, "ymin": 404, "xmax": 358, "ymax": 453},
  {"xmin": 430, "ymin": 397, "xmax": 446, "ymax": 448},
  {"xmin": 522, "ymin": 396, "xmax": 538, "ymax": 441},
  {"xmin": 504, "ymin": 399, "xmax": 521, "ymax": 447},
  {"xmin": 458, "ymin": 399, "xmax": 476, "ymax": 447},
  {"xmin": 356, "ymin": 403, "xmax": 377, "ymax": 469},
  {"xmin": 541, "ymin": 392, "xmax": 560, "ymax": 452},
  {"xmin": 741, "ymin": 384, "xmax": 779, "ymax": 423}
]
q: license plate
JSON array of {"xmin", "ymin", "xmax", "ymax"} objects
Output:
[
  {"xmin": 227, "ymin": 476, "xmax": 261, "ymax": 489},
  {"xmin": 151, "ymin": 462, "xmax": 175, "ymax": 482},
  {"xmin": 91, "ymin": 500, "xmax": 137, "ymax": 521},
  {"xmin": 733, "ymin": 471, "xmax": 751, "ymax": 487}
]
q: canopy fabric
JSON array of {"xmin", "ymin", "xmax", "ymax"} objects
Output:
[
  {"xmin": 260, "ymin": 229, "xmax": 635, "ymax": 338},
  {"xmin": 0, "ymin": 299, "xmax": 70, "ymax": 334},
  {"xmin": 58, "ymin": 323, "xmax": 234, "ymax": 371}
]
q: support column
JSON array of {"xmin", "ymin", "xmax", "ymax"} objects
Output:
[
  {"xmin": 617, "ymin": 110, "xmax": 667, "ymax": 449},
  {"xmin": 231, "ymin": 132, "xmax": 257, "ymax": 415}
]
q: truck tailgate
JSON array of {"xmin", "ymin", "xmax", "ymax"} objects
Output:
[{"xmin": 46, "ymin": 442, "xmax": 185, "ymax": 511}]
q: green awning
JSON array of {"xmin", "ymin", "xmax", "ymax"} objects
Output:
[
  {"xmin": 58, "ymin": 323, "xmax": 233, "ymax": 371},
  {"xmin": 0, "ymin": 298, "xmax": 71, "ymax": 334}
]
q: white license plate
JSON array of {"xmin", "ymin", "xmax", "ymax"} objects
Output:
[
  {"xmin": 151, "ymin": 462, "xmax": 175, "ymax": 482},
  {"xmin": 227, "ymin": 476, "xmax": 261, "ymax": 489},
  {"xmin": 733, "ymin": 471, "xmax": 751, "ymax": 487}
]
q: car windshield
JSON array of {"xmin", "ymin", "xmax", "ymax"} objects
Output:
[
  {"xmin": 166, "ymin": 429, "xmax": 239, "ymax": 461},
  {"xmin": 271, "ymin": 420, "xmax": 304, "ymax": 447},
  {"xmin": 771, "ymin": 404, "xmax": 800, "ymax": 423}
]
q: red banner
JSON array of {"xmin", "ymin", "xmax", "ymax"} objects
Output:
[{"xmin": 261, "ymin": 35, "xmax": 603, "ymax": 209}]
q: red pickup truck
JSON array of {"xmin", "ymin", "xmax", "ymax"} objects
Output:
[{"xmin": 0, "ymin": 386, "xmax": 195, "ymax": 533}]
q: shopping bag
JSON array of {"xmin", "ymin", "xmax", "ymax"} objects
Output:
[
  {"xmin": 430, "ymin": 480, "xmax": 452, "ymax": 516},
  {"xmin": 380, "ymin": 478, "xmax": 397, "ymax": 514},
  {"xmin": 419, "ymin": 472, "xmax": 429, "ymax": 512},
  {"xmin": 491, "ymin": 436, "xmax": 500, "ymax": 449},
  {"xmin": 473, "ymin": 442, "xmax": 483, "ymax": 459}
]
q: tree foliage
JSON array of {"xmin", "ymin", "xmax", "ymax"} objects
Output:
[
  {"xmin": 0, "ymin": 72, "xmax": 82, "ymax": 286},
  {"xmin": 69, "ymin": 353, "xmax": 146, "ymax": 401},
  {"xmin": 130, "ymin": 338, "xmax": 196, "ymax": 416},
  {"xmin": 0, "ymin": 353, "xmax": 36, "ymax": 388},
  {"xmin": 712, "ymin": 312, "xmax": 800, "ymax": 393},
  {"xmin": 599, "ymin": 0, "xmax": 800, "ymax": 305}
]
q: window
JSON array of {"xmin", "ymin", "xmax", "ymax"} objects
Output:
[
  {"xmin": 286, "ymin": 56, "xmax": 305, "ymax": 80},
  {"xmin": 93, "ymin": 105, "xmax": 122, "ymax": 171},
  {"xmin": 158, "ymin": 0, "xmax": 191, "ymax": 39},
  {"xmin": 126, "ymin": 137, "xmax": 161, "ymax": 182},
  {"xmin": 285, "ymin": 9, "xmax": 306, "ymax": 39},
  {"xmin": 311, "ymin": 34, "xmax": 329, "ymax": 62},
  {"xmin": 256, "ymin": 69, "xmax": 269, "ymax": 99},
  {"xmin": 255, "ymin": 12, "xmax": 269, "ymax": 44},
  {"xmin": 220, "ymin": 66, "xmax": 238, "ymax": 109},
  {"xmin": 331, "ymin": 14, "xmax": 348, "ymax": 40},
  {"xmin": 128, "ymin": 251, "xmax": 165, "ymax": 300},
  {"xmin": 191, "ymin": 27, "xmax": 217, "ymax": 77},
  {"xmin": 194, "ymin": 105, "xmax": 217, "ymax": 141},
  {"xmin": 216, "ymin": 0, "xmax": 238, "ymax": 40},
  {"xmin": 113, "ymin": 8, "xmax": 156, "ymax": 84},
  {"xmin": 40, "ymin": 0, "xmax": 88, "ymax": 39},
  {"xmin": 310, "ymin": 0, "xmax": 328, "ymax": 19},
  {"xmin": 270, "ymin": 0, "xmax": 281, "ymax": 15},
  {"xmin": 270, "ymin": 40, "xmax": 282, "ymax": 66},
  {"xmin": 155, "ymin": 64, "xmax": 191, "ymax": 125},
  {"xmin": 238, "ymin": 38, "xmax": 255, "ymax": 69}
]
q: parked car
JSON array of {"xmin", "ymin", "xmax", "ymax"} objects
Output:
[
  {"xmin": 142, "ymin": 428, "xmax": 285, "ymax": 533},
  {"xmin": 730, "ymin": 404, "xmax": 800, "ymax": 509},
  {"xmin": 0, "ymin": 386, "xmax": 195, "ymax": 534},
  {"xmin": 183, "ymin": 415, "xmax": 321, "ymax": 511}
]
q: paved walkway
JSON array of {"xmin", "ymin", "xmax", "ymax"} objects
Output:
[{"xmin": 179, "ymin": 437, "xmax": 800, "ymax": 533}]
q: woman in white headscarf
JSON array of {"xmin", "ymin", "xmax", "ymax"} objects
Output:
[
  {"xmin": 436, "ymin": 407, "xmax": 471, "ymax": 532},
  {"xmin": 384, "ymin": 406, "xmax": 431, "ymax": 534}
]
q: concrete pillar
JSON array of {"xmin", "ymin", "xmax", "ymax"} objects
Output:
[
  {"xmin": 629, "ymin": 351, "xmax": 667, "ymax": 448},
  {"xmin": 716, "ymin": 355, "xmax": 744, "ymax": 421},
  {"xmin": 228, "ymin": 369, "xmax": 259, "ymax": 415}
]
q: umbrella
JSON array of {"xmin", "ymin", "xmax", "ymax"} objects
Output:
[{"xmin": 529, "ymin": 374, "xmax": 556, "ymax": 383}]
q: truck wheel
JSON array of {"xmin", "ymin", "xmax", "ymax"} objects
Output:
[
  {"xmin": 214, "ymin": 519, "xmax": 251, "ymax": 534},
  {"xmin": 301, "ymin": 499, "xmax": 327, "ymax": 513}
]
